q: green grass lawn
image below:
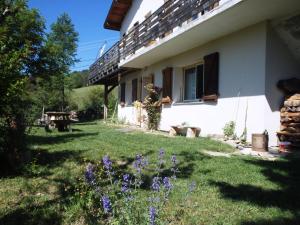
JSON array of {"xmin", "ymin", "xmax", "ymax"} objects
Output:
[{"xmin": 0, "ymin": 121, "xmax": 300, "ymax": 225}]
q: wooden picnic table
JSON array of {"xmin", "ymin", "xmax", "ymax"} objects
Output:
[{"xmin": 46, "ymin": 112, "xmax": 72, "ymax": 132}]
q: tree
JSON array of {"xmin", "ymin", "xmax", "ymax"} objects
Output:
[
  {"xmin": 0, "ymin": 0, "xmax": 45, "ymax": 169},
  {"xmin": 43, "ymin": 13, "xmax": 79, "ymax": 111},
  {"xmin": 65, "ymin": 70, "xmax": 89, "ymax": 89}
]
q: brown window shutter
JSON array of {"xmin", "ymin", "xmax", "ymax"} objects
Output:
[
  {"xmin": 132, "ymin": 79, "xmax": 138, "ymax": 102},
  {"xmin": 121, "ymin": 83, "xmax": 126, "ymax": 103},
  {"xmin": 203, "ymin": 52, "xmax": 219, "ymax": 101},
  {"xmin": 162, "ymin": 67, "xmax": 173, "ymax": 99}
]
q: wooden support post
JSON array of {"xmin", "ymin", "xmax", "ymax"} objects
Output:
[{"xmin": 104, "ymin": 84, "xmax": 108, "ymax": 120}]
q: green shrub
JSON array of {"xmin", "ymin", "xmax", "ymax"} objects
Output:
[
  {"xmin": 68, "ymin": 86, "xmax": 117, "ymax": 121},
  {"xmin": 223, "ymin": 121, "xmax": 236, "ymax": 139},
  {"xmin": 144, "ymin": 84, "xmax": 162, "ymax": 130}
]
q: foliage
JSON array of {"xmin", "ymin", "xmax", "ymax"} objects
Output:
[
  {"xmin": 68, "ymin": 86, "xmax": 117, "ymax": 121},
  {"xmin": 143, "ymin": 84, "xmax": 162, "ymax": 130},
  {"xmin": 65, "ymin": 70, "xmax": 89, "ymax": 89},
  {"xmin": 223, "ymin": 121, "xmax": 236, "ymax": 139},
  {"xmin": 0, "ymin": 0, "xmax": 45, "ymax": 169},
  {"xmin": 83, "ymin": 149, "xmax": 195, "ymax": 224}
]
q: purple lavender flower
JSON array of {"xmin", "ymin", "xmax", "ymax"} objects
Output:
[
  {"xmin": 171, "ymin": 155, "xmax": 178, "ymax": 165},
  {"xmin": 133, "ymin": 154, "xmax": 148, "ymax": 174},
  {"xmin": 102, "ymin": 155, "xmax": 112, "ymax": 170},
  {"xmin": 102, "ymin": 155, "xmax": 113, "ymax": 176},
  {"xmin": 123, "ymin": 174, "xmax": 130, "ymax": 182},
  {"xmin": 149, "ymin": 206, "xmax": 156, "ymax": 225},
  {"xmin": 121, "ymin": 174, "xmax": 130, "ymax": 193},
  {"xmin": 156, "ymin": 149, "xmax": 165, "ymax": 174},
  {"xmin": 102, "ymin": 195, "xmax": 112, "ymax": 214},
  {"xmin": 162, "ymin": 177, "xmax": 172, "ymax": 191},
  {"xmin": 85, "ymin": 163, "xmax": 95, "ymax": 186},
  {"xmin": 151, "ymin": 177, "xmax": 161, "ymax": 192},
  {"xmin": 133, "ymin": 154, "xmax": 142, "ymax": 172},
  {"xmin": 171, "ymin": 155, "xmax": 179, "ymax": 179},
  {"xmin": 159, "ymin": 149, "xmax": 165, "ymax": 160},
  {"xmin": 189, "ymin": 181, "xmax": 196, "ymax": 193}
]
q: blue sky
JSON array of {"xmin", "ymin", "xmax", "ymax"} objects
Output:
[{"xmin": 28, "ymin": 0, "xmax": 119, "ymax": 72}]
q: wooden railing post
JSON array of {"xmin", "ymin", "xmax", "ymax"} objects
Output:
[{"xmin": 104, "ymin": 84, "xmax": 108, "ymax": 120}]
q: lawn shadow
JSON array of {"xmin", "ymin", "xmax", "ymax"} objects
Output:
[
  {"xmin": 0, "ymin": 202, "xmax": 62, "ymax": 225},
  {"xmin": 0, "ymin": 149, "xmax": 86, "ymax": 225},
  {"xmin": 33, "ymin": 148, "xmax": 83, "ymax": 167},
  {"xmin": 240, "ymin": 217, "xmax": 300, "ymax": 225},
  {"xmin": 28, "ymin": 132, "xmax": 98, "ymax": 146},
  {"xmin": 22, "ymin": 148, "xmax": 84, "ymax": 178},
  {"xmin": 210, "ymin": 155, "xmax": 300, "ymax": 224},
  {"xmin": 0, "ymin": 165, "xmax": 84, "ymax": 225},
  {"xmin": 70, "ymin": 128, "xmax": 83, "ymax": 132},
  {"xmin": 74, "ymin": 121, "xmax": 98, "ymax": 126}
]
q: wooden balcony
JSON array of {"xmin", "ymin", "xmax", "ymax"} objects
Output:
[
  {"xmin": 119, "ymin": 0, "xmax": 220, "ymax": 60},
  {"xmin": 89, "ymin": 0, "xmax": 220, "ymax": 85},
  {"xmin": 88, "ymin": 42, "xmax": 121, "ymax": 85}
]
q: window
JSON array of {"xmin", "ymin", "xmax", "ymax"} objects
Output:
[
  {"xmin": 120, "ymin": 83, "xmax": 126, "ymax": 103},
  {"xmin": 184, "ymin": 65, "xmax": 204, "ymax": 101},
  {"xmin": 132, "ymin": 79, "xmax": 138, "ymax": 102},
  {"xmin": 183, "ymin": 52, "xmax": 219, "ymax": 102}
]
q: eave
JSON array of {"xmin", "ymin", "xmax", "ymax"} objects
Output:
[{"xmin": 104, "ymin": 0, "xmax": 132, "ymax": 31}]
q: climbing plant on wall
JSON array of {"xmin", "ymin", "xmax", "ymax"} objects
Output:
[{"xmin": 143, "ymin": 84, "xmax": 162, "ymax": 130}]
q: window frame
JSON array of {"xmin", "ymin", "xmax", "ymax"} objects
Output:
[{"xmin": 183, "ymin": 62, "xmax": 204, "ymax": 102}]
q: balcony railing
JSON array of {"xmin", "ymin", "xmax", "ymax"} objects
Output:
[
  {"xmin": 119, "ymin": 0, "xmax": 220, "ymax": 59},
  {"xmin": 89, "ymin": 0, "xmax": 220, "ymax": 84},
  {"xmin": 88, "ymin": 41, "xmax": 120, "ymax": 84}
]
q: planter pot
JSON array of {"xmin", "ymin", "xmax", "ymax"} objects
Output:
[
  {"xmin": 252, "ymin": 134, "xmax": 269, "ymax": 152},
  {"xmin": 161, "ymin": 96, "xmax": 172, "ymax": 104}
]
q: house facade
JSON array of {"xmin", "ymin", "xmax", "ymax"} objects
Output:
[{"xmin": 89, "ymin": 0, "xmax": 300, "ymax": 146}]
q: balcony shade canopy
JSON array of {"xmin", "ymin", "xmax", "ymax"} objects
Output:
[{"xmin": 104, "ymin": 0, "xmax": 132, "ymax": 31}]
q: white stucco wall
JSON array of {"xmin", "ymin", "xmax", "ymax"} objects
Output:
[
  {"xmin": 119, "ymin": 23, "xmax": 271, "ymax": 144},
  {"xmin": 265, "ymin": 25, "xmax": 300, "ymax": 146}
]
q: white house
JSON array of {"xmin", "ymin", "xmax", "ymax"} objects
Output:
[{"xmin": 89, "ymin": 0, "xmax": 300, "ymax": 146}]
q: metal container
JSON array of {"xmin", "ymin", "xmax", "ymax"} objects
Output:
[{"xmin": 252, "ymin": 134, "xmax": 269, "ymax": 152}]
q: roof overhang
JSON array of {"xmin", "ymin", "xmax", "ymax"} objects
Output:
[{"xmin": 104, "ymin": 0, "xmax": 132, "ymax": 31}]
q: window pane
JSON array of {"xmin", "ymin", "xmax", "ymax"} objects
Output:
[{"xmin": 184, "ymin": 68, "xmax": 196, "ymax": 100}]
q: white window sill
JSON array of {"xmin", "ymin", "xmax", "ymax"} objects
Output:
[{"xmin": 173, "ymin": 101, "xmax": 203, "ymax": 106}]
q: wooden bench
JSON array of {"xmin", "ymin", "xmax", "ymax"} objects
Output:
[{"xmin": 169, "ymin": 126, "xmax": 201, "ymax": 138}]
